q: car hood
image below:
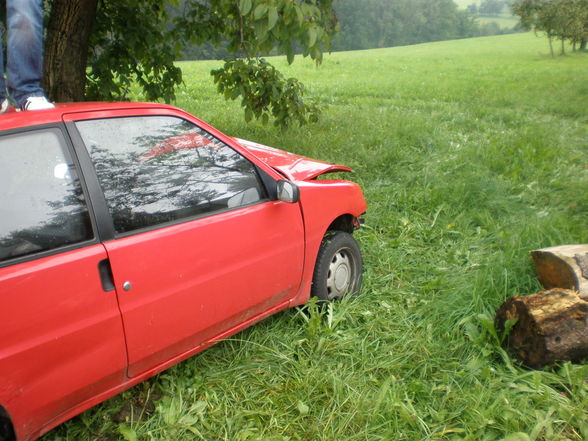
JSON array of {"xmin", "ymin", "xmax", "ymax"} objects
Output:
[{"xmin": 233, "ymin": 138, "xmax": 352, "ymax": 181}]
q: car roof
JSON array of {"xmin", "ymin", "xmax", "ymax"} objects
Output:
[{"xmin": 0, "ymin": 102, "xmax": 178, "ymax": 132}]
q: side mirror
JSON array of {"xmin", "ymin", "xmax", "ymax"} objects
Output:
[{"xmin": 277, "ymin": 180, "xmax": 300, "ymax": 203}]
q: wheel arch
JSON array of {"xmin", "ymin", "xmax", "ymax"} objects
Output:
[
  {"xmin": 293, "ymin": 211, "xmax": 363, "ymax": 306},
  {"xmin": 325, "ymin": 214, "xmax": 356, "ymax": 235},
  {"xmin": 0, "ymin": 406, "xmax": 16, "ymax": 441},
  {"xmin": 289, "ymin": 181, "xmax": 366, "ymax": 306}
]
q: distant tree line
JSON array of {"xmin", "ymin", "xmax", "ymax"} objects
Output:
[
  {"xmin": 331, "ymin": 0, "xmax": 479, "ymax": 51},
  {"xmin": 178, "ymin": 0, "xmax": 518, "ymax": 60},
  {"xmin": 468, "ymin": 0, "xmax": 513, "ymax": 15},
  {"xmin": 512, "ymin": 0, "xmax": 588, "ymax": 55},
  {"xmin": 481, "ymin": 0, "xmax": 507, "ymax": 14}
]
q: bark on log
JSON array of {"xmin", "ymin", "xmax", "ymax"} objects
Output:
[
  {"xmin": 495, "ymin": 289, "xmax": 588, "ymax": 368},
  {"xmin": 531, "ymin": 245, "xmax": 588, "ymax": 299}
]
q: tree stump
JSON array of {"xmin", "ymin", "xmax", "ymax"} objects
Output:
[
  {"xmin": 495, "ymin": 289, "xmax": 588, "ymax": 368},
  {"xmin": 531, "ymin": 245, "xmax": 588, "ymax": 299}
]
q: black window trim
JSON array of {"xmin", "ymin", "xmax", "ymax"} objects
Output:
[
  {"xmin": 65, "ymin": 115, "xmax": 275, "ymax": 240},
  {"xmin": 0, "ymin": 123, "xmax": 101, "ymax": 269},
  {"xmin": 65, "ymin": 120, "xmax": 117, "ymax": 241}
]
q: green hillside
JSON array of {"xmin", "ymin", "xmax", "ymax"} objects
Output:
[{"xmin": 47, "ymin": 33, "xmax": 587, "ymax": 441}]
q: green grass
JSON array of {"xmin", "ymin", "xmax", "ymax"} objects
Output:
[{"xmin": 45, "ymin": 33, "xmax": 587, "ymax": 441}]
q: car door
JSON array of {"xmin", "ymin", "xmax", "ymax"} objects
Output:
[
  {"xmin": 67, "ymin": 111, "xmax": 305, "ymax": 377},
  {"xmin": 0, "ymin": 127, "xmax": 127, "ymax": 441}
]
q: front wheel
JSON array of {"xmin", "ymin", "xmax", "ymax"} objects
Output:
[{"xmin": 311, "ymin": 231, "xmax": 363, "ymax": 301}]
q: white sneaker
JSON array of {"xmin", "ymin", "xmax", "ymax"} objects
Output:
[
  {"xmin": 0, "ymin": 99, "xmax": 9, "ymax": 114},
  {"xmin": 22, "ymin": 96, "xmax": 55, "ymax": 111}
]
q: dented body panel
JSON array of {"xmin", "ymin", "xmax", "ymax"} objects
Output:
[{"xmin": 234, "ymin": 138, "xmax": 353, "ymax": 181}]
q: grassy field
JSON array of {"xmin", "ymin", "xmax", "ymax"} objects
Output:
[{"xmin": 46, "ymin": 33, "xmax": 587, "ymax": 441}]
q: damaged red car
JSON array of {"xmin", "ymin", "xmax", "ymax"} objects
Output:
[{"xmin": 0, "ymin": 103, "xmax": 366, "ymax": 441}]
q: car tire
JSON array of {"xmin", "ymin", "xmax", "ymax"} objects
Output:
[{"xmin": 311, "ymin": 231, "xmax": 363, "ymax": 301}]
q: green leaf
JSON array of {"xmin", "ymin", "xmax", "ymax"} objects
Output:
[
  {"xmin": 294, "ymin": 5, "xmax": 304, "ymax": 25},
  {"xmin": 297, "ymin": 400, "xmax": 310, "ymax": 415},
  {"xmin": 267, "ymin": 6, "xmax": 279, "ymax": 30},
  {"xmin": 310, "ymin": 45, "xmax": 322, "ymax": 62},
  {"xmin": 254, "ymin": 4, "xmax": 268, "ymax": 20},
  {"xmin": 501, "ymin": 317, "xmax": 519, "ymax": 344},
  {"xmin": 254, "ymin": 20, "xmax": 268, "ymax": 38},
  {"xmin": 478, "ymin": 313, "xmax": 500, "ymax": 345},
  {"xmin": 245, "ymin": 107, "xmax": 253, "ymax": 123},
  {"xmin": 462, "ymin": 318, "xmax": 481, "ymax": 343},
  {"xmin": 212, "ymin": 58, "xmax": 320, "ymax": 128},
  {"xmin": 118, "ymin": 424, "xmax": 138, "ymax": 441},
  {"xmin": 239, "ymin": 0, "xmax": 252, "ymax": 16},
  {"xmin": 308, "ymin": 27, "xmax": 318, "ymax": 47},
  {"xmin": 286, "ymin": 47, "xmax": 295, "ymax": 64}
]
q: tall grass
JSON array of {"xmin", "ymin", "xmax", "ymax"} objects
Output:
[{"xmin": 46, "ymin": 33, "xmax": 587, "ymax": 441}]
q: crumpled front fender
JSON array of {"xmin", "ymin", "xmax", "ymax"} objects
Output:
[{"xmin": 233, "ymin": 138, "xmax": 352, "ymax": 181}]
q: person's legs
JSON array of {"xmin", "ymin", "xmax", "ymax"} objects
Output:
[
  {"xmin": 6, "ymin": 0, "xmax": 49, "ymax": 109},
  {"xmin": 0, "ymin": 21, "xmax": 8, "ymax": 112}
]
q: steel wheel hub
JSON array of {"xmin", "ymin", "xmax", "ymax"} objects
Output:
[{"xmin": 326, "ymin": 249, "xmax": 353, "ymax": 299}]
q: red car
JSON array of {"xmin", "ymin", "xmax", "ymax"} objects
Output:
[{"xmin": 0, "ymin": 103, "xmax": 366, "ymax": 441}]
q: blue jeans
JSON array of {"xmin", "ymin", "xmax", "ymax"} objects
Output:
[{"xmin": 0, "ymin": 0, "xmax": 45, "ymax": 108}]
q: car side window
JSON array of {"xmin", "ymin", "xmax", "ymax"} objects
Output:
[
  {"xmin": 75, "ymin": 116, "xmax": 265, "ymax": 234},
  {"xmin": 0, "ymin": 129, "xmax": 93, "ymax": 263}
]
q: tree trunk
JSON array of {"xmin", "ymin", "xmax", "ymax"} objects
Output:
[
  {"xmin": 43, "ymin": 0, "xmax": 99, "ymax": 102},
  {"xmin": 581, "ymin": 39, "xmax": 587, "ymax": 51},
  {"xmin": 496, "ymin": 289, "xmax": 588, "ymax": 368},
  {"xmin": 548, "ymin": 35, "xmax": 554, "ymax": 57},
  {"xmin": 531, "ymin": 244, "xmax": 588, "ymax": 299}
]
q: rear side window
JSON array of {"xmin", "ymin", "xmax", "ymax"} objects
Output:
[
  {"xmin": 0, "ymin": 129, "xmax": 93, "ymax": 263},
  {"xmin": 75, "ymin": 116, "xmax": 265, "ymax": 234}
]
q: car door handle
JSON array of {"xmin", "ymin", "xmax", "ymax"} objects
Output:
[{"xmin": 98, "ymin": 258, "xmax": 115, "ymax": 292}]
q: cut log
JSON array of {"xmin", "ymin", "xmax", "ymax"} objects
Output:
[
  {"xmin": 531, "ymin": 245, "xmax": 588, "ymax": 299},
  {"xmin": 495, "ymin": 289, "xmax": 588, "ymax": 368}
]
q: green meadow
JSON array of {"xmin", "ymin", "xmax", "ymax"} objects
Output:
[{"xmin": 47, "ymin": 33, "xmax": 587, "ymax": 441}]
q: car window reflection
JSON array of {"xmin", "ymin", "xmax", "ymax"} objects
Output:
[
  {"xmin": 0, "ymin": 129, "xmax": 93, "ymax": 262},
  {"xmin": 76, "ymin": 116, "xmax": 264, "ymax": 234}
]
